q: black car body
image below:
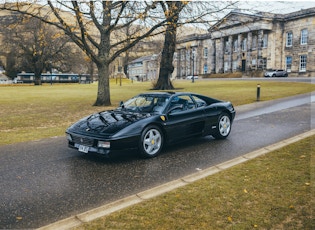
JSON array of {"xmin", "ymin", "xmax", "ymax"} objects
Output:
[{"xmin": 66, "ymin": 92, "xmax": 236, "ymax": 158}]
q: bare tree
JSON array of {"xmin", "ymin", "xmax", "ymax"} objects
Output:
[
  {"xmin": 0, "ymin": 1, "xmax": 172, "ymax": 105},
  {"xmin": 154, "ymin": 1, "xmax": 239, "ymax": 90},
  {"xmin": 3, "ymin": 16, "xmax": 74, "ymax": 85}
]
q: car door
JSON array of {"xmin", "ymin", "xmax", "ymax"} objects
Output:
[
  {"xmin": 202, "ymin": 104, "xmax": 221, "ymax": 135},
  {"xmin": 193, "ymin": 95, "xmax": 221, "ymax": 135},
  {"xmin": 276, "ymin": 69, "xmax": 283, "ymax": 77},
  {"xmin": 164, "ymin": 95, "xmax": 206, "ymax": 143}
]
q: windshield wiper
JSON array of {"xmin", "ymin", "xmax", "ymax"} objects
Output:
[
  {"xmin": 121, "ymin": 113, "xmax": 133, "ymax": 122},
  {"xmin": 110, "ymin": 112, "xmax": 119, "ymax": 121},
  {"xmin": 98, "ymin": 112, "xmax": 109, "ymax": 126}
]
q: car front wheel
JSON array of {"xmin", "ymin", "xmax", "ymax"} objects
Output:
[
  {"xmin": 213, "ymin": 113, "xmax": 231, "ymax": 139},
  {"xmin": 139, "ymin": 125, "xmax": 164, "ymax": 158}
]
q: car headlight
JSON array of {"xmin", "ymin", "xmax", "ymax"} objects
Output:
[
  {"xmin": 98, "ymin": 141, "xmax": 110, "ymax": 148},
  {"xmin": 66, "ymin": 133, "xmax": 73, "ymax": 142}
]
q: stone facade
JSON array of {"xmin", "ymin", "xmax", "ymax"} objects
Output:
[
  {"xmin": 174, "ymin": 7, "xmax": 315, "ymax": 78},
  {"xmin": 127, "ymin": 54, "xmax": 160, "ymax": 81}
]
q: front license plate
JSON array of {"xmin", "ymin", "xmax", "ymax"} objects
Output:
[{"xmin": 78, "ymin": 145, "xmax": 89, "ymax": 153}]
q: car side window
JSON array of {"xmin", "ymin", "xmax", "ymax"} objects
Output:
[
  {"xmin": 152, "ymin": 97, "xmax": 168, "ymax": 113},
  {"xmin": 169, "ymin": 95, "xmax": 196, "ymax": 113},
  {"xmin": 192, "ymin": 95, "xmax": 207, "ymax": 108}
]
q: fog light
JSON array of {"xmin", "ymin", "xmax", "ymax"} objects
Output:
[
  {"xmin": 98, "ymin": 141, "xmax": 110, "ymax": 148},
  {"xmin": 66, "ymin": 133, "xmax": 72, "ymax": 142}
]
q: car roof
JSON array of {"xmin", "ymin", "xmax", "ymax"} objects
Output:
[{"xmin": 139, "ymin": 92, "xmax": 196, "ymax": 97}]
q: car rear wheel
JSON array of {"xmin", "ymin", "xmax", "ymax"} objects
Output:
[
  {"xmin": 139, "ymin": 125, "xmax": 164, "ymax": 158},
  {"xmin": 213, "ymin": 113, "xmax": 231, "ymax": 139}
]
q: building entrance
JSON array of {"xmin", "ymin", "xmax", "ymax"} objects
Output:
[{"xmin": 242, "ymin": 60, "xmax": 246, "ymax": 72}]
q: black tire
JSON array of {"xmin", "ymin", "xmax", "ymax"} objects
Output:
[
  {"xmin": 272, "ymin": 74, "xmax": 276, "ymax": 77},
  {"xmin": 212, "ymin": 113, "xmax": 232, "ymax": 139},
  {"xmin": 139, "ymin": 125, "xmax": 164, "ymax": 158}
]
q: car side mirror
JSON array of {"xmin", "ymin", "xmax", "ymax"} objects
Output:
[{"xmin": 120, "ymin": 101, "xmax": 124, "ymax": 108}]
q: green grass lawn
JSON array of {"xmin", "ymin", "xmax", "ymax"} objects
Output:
[
  {"xmin": 76, "ymin": 135, "xmax": 314, "ymax": 230},
  {"xmin": 0, "ymin": 79, "xmax": 314, "ymax": 146}
]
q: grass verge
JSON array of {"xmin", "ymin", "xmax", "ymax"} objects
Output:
[
  {"xmin": 0, "ymin": 79, "xmax": 314, "ymax": 146},
  {"xmin": 76, "ymin": 135, "xmax": 314, "ymax": 230}
]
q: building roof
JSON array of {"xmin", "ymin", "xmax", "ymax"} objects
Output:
[
  {"xmin": 209, "ymin": 7, "xmax": 315, "ymax": 33},
  {"xmin": 0, "ymin": 73, "xmax": 9, "ymax": 80},
  {"xmin": 282, "ymin": 7, "xmax": 315, "ymax": 20},
  {"xmin": 129, "ymin": 54, "xmax": 159, "ymax": 64}
]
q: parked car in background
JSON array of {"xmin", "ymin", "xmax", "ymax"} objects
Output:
[
  {"xmin": 13, "ymin": 78, "xmax": 23, "ymax": 84},
  {"xmin": 186, "ymin": 75, "xmax": 199, "ymax": 80},
  {"xmin": 264, "ymin": 69, "xmax": 288, "ymax": 77},
  {"xmin": 66, "ymin": 92, "xmax": 235, "ymax": 158}
]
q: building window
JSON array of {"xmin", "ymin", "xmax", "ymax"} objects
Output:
[
  {"xmin": 299, "ymin": 55, "xmax": 307, "ymax": 72},
  {"xmin": 262, "ymin": 34, "xmax": 268, "ymax": 48},
  {"xmin": 203, "ymin": 47, "xmax": 208, "ymax": 58},
  {"xmin": 301, "ymin": 29, "xmax": 308, "ymax": 45},
  {"xmin": 224, "ymin": 61, "xmax": 228, "ymax": 72},
  {"xmin": 203, "ymin": 64, "xmax": 208, "ymax": 73},
  {"xmin": 286, "ymin": 56, "xmax": 292, "ymax": 72},
  {"xmin": 186, "ymin": 50, "xmax": 190, "ymax": 60},
  {"xmin": 181, "ymin": 49, "xmax": 185, "ymax": 60},
  {"xmin": 286, "ymin": 32, "xmax": 293, "ymax": 47},
  {"xmin": 261, "ymin": 58, "xmax": 267, "ymax": 69},
  {"xmin": 232, "ymin": 60, "xmax": 238, "ymax": 71}
]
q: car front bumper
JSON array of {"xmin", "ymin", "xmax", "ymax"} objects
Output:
[{"xmin": 66, "ymin": 132, "xmax": 139, "ymax": 157}]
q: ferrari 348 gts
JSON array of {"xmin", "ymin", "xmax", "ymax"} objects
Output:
[{"xmin": 66, "ymin": 92, "xmax": 236, "ymax": 158}]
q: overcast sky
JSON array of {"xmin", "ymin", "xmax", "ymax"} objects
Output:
[{"xmin": 238, "ymin": 0, "xmax": 315, "ymax": 14}]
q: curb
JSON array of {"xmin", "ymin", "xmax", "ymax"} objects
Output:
[{"xmin": 37, "ymin": 129, "xmax": 315, "ymax": 230}]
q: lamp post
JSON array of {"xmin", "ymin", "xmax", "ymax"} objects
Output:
[
  {"xmin": 192, "ymin": 49, "xmax": 195, "ymax": 83},
  {"xmin": 49, "ymin": 61, "xmax": 52, "ymax": 85}
]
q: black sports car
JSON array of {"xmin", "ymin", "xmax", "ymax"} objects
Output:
[{"xmin": 66, "ymin": 92, "xmax": 235, "ymax": 158}]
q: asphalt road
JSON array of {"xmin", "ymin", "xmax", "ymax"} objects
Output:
[{"xmin": 0, "ymin": 93, "xmax": 314, "ymax": 229}]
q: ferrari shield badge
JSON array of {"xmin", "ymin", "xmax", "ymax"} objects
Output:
[{"xmin": 160, "ymin": 115, "xmax": 166, "ymax": 121}]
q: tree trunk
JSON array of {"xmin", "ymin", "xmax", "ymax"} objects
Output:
[
  {"xmin": 154, "ymin": 4, "xmax": 180, "ymax": 90},
  {"xmin": 34, "ymin": 78, "xmax": 42, "ymax": 85},
  {"xmin": 34, "ymin": 69, "xmax": 42, "ymax": 85},
  {"xmin": 94, "ymin": 63, "xmax": 111, "ymax": 106}
]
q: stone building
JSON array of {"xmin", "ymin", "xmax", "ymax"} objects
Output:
[
  {"xmin": 174, "ymin": 34, "xmax": 211, "ymax": 79},
  {"xmin": 175, "ymin": 7, "xmax": 315, "ymax": 78},
  {"xmin": 127, "ymin": 54, "xmax": 160, "ymax": 81}
]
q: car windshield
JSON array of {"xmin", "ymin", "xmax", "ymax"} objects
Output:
[{"xmin": 122, "ymin": 95, "xmax": 170, "ymax": 113}]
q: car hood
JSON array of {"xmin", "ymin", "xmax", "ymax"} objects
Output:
[{"xmin": 67, "ymin": 110, "xmax": 151, "ymax": 136}]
